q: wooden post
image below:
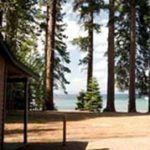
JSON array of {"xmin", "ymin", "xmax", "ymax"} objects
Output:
[
  {"xmin": 24, "ymin": 78, "xmax": 29, "ymax": 145},
  {"xmin": 63, "ymin": 115, "xmax": 66, "ymax": 146}
]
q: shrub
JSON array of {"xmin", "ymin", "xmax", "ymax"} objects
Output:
[
  {"xmin": 76, "ymin": 78, "xmax": 103, "ymax": 112},
  {"xmin": 76, "ymin": 90, "xmax": 86, "ymax": 110},
  {"xmin": 84, "ymin": 78, "xmax": 102, "ymax": 112}
]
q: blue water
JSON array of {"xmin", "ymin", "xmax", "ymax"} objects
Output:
[{"xmin": 54, "ymin": 94, "xmax": 148, "ymax": 113}]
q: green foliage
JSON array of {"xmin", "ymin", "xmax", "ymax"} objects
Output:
[
  {"xmin": 115, "ymin": 0, "xmax": 150, "ymax": 95},
  {"xmin": 84, "ymin": 78, "xmax": 102, "ymax": 112},
  {"xmin": 115, "ymin": 0, "xmax": 130, "ymax": 90},
  {"xmin": 73, "ymin": 0, "xmax": 104, "ymax": 22},
  {"xmin": 2, "ymin": 0, "xmax": 71, "ymax": 109},
  {"xmin": 76, "ymin": 78, "xmax": 103, "ymax": 112},
  {"xmin": 72, "ymin": 36, "xmax": 89, "ymax": 66},
  {"xmin": 3, "ymin": 0, "xmax": 38, "ymax": 55},
  {"xmin": 1, "ymin": 0, "xmax": 45, "ymax": 109},
  {"xmin": 75, "ymin": 0, "xmax": 99, "ymax": 25},
  {"xmin": 72, "ymin": 36, "xmax": 89, "ymax": 52},
  {"xmin": 29, "ymin": 54, "xmax": 45, "ymax": 109},
  {"xmin": 136, "ymin": 0, "xmax": 150, "ymax": 95},
  {"xmin": 76, "ymin": 90, "xmax": 86, "ymax": 110},
  {"xmin": 53, "ymin": 0, "xmax": 71, "ymax": 93},
  {"xmin": 40, "ymin": 0, "xmax": 70, "ymax": 94},
  {"xmin": 73, "ymin": 0, "xmax": 104, "ymax": 70}
]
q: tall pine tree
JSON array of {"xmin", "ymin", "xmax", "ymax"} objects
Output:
[
  {"xmin": 105, "ymin": 0, "xmax": 115, "ymax": 112},
  {"xmin": 128, "ymin": 0, "xmax": 136, "ymax": 112},
  {"xmin": 45, "ymin": 0, "xmax": 57, "ymax": 110},
  {"xmin": 115, "ymin": 0, "xmax": 149, "ymax": 112},
  {"xmin": 44, "ymin": 0, "xmax": 70, "ymax": 110},
  {"xmin": 73, "ymin": 0, "xmax": 104, "ymax": 91}
]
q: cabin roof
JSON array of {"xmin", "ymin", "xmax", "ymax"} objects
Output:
[{"xmin": 0, "ymin": 39, "xmax": 39, "ymax": 79}]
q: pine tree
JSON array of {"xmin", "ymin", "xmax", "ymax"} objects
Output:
[
  {"xmin": 136, "ymin": 0, "xmax": 150, "ymax": 112},
  {"xmin": 73, "ymin": 0, "xmax": 104, "ymax": 91},
  {"xmin": 54, "ymin": 0, "xmax": 70, "ymax": 93},
  {"xmin": 3, "ymin": 0, "xmax": 38, "ymax": 56},
  {"xmin": 72, "ymin": 36, "xmax": 89, "ymax": 67},
  {"xmin": 105, "ymin": 0, "xmax": 115, "ymax": 112},
  {"xmin": 115, "ymin": 0, "xmax": 149, "ymax": 112},
  {"xmin": 76, "ymin": 78, "xmax": 103, "ymax": 112},
  {"xmin": 44, "ymin": 0, "xmax": 70, "ymax": 110},
  {"xmin": 84, "ymin": 78, "xmax": 103, "ymax": 112},
  {"xmin": 45, "ymin": 0, "xmax": 57, "ymax": 110},
  {"xmin": 115, "ymin": 1, "xmax": 130, "ymax": 91},
  {"xmin": 76, "ymin": 90, "xmax": 86, "ymax": 110},
  {"xmin": 128, "ymin": 0, "xmax": 136, "ymax": 112}
]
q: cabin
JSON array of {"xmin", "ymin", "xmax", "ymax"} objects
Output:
[{"xmin": 0, "ymin": 39, "xmax": 39, "ymax": 149}]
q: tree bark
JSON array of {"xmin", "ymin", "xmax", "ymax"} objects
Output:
[
  {"xmin": 105, "ymin": 0, "xmax": 115, "ymax": 112},
  {"xmin": 148, "ymin": 59, "xmax": 150, "ymax": 112},
  {"xmin": 0, "ymin": 9, "xmax": 2, "ymax": 27},
  {"xmin": 45, "ymin": 0, "xmax": 57, "ymax": 110},
  {"xmin": 128, "ymin": 0, "xmax": 136, "ymax": 112},
  {"xmin": 87, "ymin": 12, "xmax": 94, "ymax": 91},
  {"xmin": 148, "ymin": 30, "xmax": 150, "ymax": 112}
]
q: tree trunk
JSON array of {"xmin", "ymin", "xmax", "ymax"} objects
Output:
[
  {"xmin": 87, "ymin": 12, "xmax": 94, "ymax": 91},
  {"xmin": 0, "ymin": 9, "xmax": 2, "ymax": 27},
  {"xmin": 149, "ymin": 11, "xmax": 150, "ymax": 112},
  {"xmin": 45, "ymin": 0, "xmax": 57, "ymax": 110},
  {"xmin": 105, "ymin": 0, "xmax": 115, "ymax": 112},
  {"xmin": 148, "ymin": 59, "xmax": 150, "ymax": 112},
  {"xmin": 128, "ymin": 0, "xmax": 136, "ymax": 112}
]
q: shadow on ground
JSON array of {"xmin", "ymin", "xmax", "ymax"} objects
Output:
[
  {"xmin": 5, "ymin": 142, "xmax": 89, "ymax": 150},
  {"xmin": 5, "ymin": 127, "xmax": 59, "ymax": 136},
  {"xmin": 88, "ymin": 149, "xmax": 109, "ymax": 150},
  {"xmin": 6, "ymin": 111, "xmax": 150, "ymax": 124}
]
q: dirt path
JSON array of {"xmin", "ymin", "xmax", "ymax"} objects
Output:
[
  {"xmin": 87, "ymin": 137, "xmax": 150, "ymax": 150},
  {"xmin": 4, "ymin": 111, "xmax": 150, "ymax": 150}
]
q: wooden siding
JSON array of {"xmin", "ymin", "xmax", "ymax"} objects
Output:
[{"xmin": 0, "ymin": 54, "xmax": 5, "ymax": 146}]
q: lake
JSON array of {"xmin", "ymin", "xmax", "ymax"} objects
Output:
[{"xmin": 54, "ymin": 93, "xmax": 148, "ymax": 113}]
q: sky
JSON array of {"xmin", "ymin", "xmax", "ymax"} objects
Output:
[{"xmin": 55, "ymin": 1, "xmax": 109, "ymax": 95}]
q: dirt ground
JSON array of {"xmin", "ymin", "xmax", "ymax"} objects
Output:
[{"xmin": 4, "ymin": 111, "xmax": 150, "ymax": 150}]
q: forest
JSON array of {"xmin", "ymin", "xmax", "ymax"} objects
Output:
[{"xmin": 0, "ymin": 0, "xmax": 149, "ymax": 113}]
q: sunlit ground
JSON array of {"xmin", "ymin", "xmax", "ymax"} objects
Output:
[{"xmin": 4, "ymin": 111, "xmax": 150, "ymax": 150}]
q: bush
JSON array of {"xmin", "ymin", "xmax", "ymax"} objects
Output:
[
  {"xmin": 76, "ymin": 78, "xmax": 103, "ymax": 112},
  {"xmin": 84, "ymin": 78, "xmax": 102, "ymax": 112},
  {"xmin": 76, "ymin": 90, "xmax": 86, "ymax": 110}
]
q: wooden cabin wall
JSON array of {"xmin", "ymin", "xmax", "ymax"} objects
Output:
[{"xmin": 0, "ymin": 54, "xmax": 6, "ymax": 146}]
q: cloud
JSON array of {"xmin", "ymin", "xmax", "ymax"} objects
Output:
[
  {"xmin": 92, "ymin": 26, "xmax": 108, "ymax": 93},
  {"xmin": 66, "ymin": 77, "xmax": 86, "ymax": 94},
  {"xmin": 65, "ymin": 21, "xmax": 83, "ymax": 40}
]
